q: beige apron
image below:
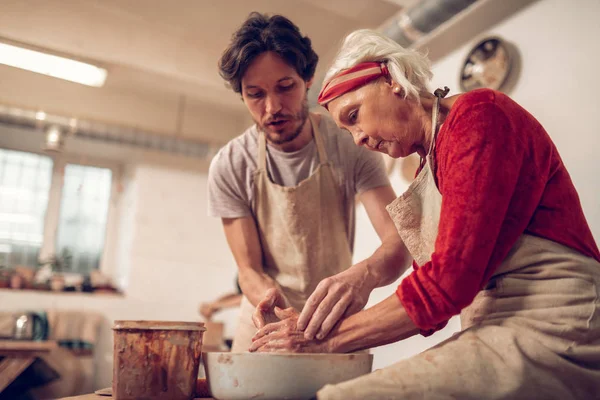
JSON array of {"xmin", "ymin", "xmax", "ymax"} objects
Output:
[
  {"xmin": 318, "ymin": 94, "xmax": 600, "ymax": 399},
  {"xmin": 231, "ymin": 114, "xmax": 353, "ymax": 352}
]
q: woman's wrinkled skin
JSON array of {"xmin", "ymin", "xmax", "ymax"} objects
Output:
[
  {"xmin": 327, "ymin": 78, "xmax": 455, "ymax": 160},
  {"xmin": 250, "ymin": 306, "xmax": 331, "ymax": 353}
]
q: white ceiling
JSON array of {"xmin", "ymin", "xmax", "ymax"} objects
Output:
[{"xmin": 0, "ymin": 0, "xmax": 403, "ymax": 114}]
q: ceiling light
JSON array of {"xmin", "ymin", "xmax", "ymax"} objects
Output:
[{"xmin": 0, "ymin": 42, "xmax": 107, "ymax": 87}]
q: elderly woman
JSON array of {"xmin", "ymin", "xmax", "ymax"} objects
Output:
[{"xmin": 249, "ymin": 29, "xmax": 600, "ymax": 399}]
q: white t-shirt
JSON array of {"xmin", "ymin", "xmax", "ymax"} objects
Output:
[{"xmin": 207, "ymin": 114, "xmax": 390, "ymax": 249}]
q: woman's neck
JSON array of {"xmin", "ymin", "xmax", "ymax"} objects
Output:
[{"xmin": 417, "ymin": 93, "xmax": 460, "ymax": 158}]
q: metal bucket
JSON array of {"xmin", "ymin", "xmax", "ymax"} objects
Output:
[{"xmin": 112, "ymin": 320, "xmax": 205, "ymax": 400}]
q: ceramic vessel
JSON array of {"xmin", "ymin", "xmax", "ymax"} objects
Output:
[{"xmin": 203, "ymin": 351, "xmax": 373, "ymax": 400}]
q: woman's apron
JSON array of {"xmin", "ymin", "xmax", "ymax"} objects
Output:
[
  {"xmin": 231, "ymin": 115, "xmax": 353, "ymax": 352},
  {"xmin": 318, "ymin": 94, "xmax": 600, "ymax": 399}
]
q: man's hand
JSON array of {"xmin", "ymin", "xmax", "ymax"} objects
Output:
[
  {"xmin": 199, "ymin": 303, "xmax": 216, "ymax": 320},
  {"xmin": 252, "ymin": 288, "xmax": 289, "ymax": 329},
  {"xmin": 249, "ymin": 307, "xmax": 332, "ymax": 353},
  {"xmin": 297, "ymin": 265, "xmax": 377, "ymax": 341}
]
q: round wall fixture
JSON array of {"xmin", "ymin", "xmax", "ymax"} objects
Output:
[{"xmin": 459, "ymin": 36, "xmax": 513, "ymax": 92}]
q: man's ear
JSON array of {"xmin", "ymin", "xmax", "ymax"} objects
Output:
[{"xmin": 306, "ymin": 76, "xmax": 315, "ymax": 89}]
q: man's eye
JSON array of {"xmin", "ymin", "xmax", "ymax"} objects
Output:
[{"xmin": 279, "ymin": 83, "xmax": 295, "ymax": 92}]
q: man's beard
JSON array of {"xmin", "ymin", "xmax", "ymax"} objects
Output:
[{"xmin": 257, "ymin": 99, "xmax": 309, "ymax": 145}]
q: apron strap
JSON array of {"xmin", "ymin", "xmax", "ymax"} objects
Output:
[
  {"xmin": 310, "ymin": 115, "xmax": 329, "ymax": 164},
  {"xmin": 258, "ymin": 128, "xmax": 267, "ymax": 171},
  {"xmin": 427, "ymin": 86, "xmax": 450, "ymax": 172}
]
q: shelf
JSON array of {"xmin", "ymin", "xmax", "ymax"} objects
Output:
[
  {"xmin": 0, "ymin": 340, "xmax": 58, "ymax": 353},
  {"xmin": 0, "ymin": 287, "xmax": 122, "ymax": 297}
]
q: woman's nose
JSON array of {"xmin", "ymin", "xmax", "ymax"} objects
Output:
[
  {"xmin": 352, "ymin": 131, "xmax": 369, "ymax": 147},
  {"xmin": 265, "ymin": 94, "xmax": 282, "ymax": 115}
]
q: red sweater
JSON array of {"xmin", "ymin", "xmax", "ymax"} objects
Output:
[{"xmin": 397, "ymin": 89, "xmax": 600, "ymax": 334}]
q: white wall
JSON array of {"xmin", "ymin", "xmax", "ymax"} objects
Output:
[{"xmin": 357, "ymin": 0, "xmax": 600, "ymax": 370}]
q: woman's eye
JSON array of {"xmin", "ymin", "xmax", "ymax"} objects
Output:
[
  {"xmin": 348, "ymin": 110, "xmax": 358, "ymax": 124},
  {"xmin": 247, "ymin": 92, "xmax": 264, "ymax": 99}
]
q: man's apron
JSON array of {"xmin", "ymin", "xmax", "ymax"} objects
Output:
[
  {"xmin": 231, "ymin": 114, "xmax": 353, "ymax": 352},
  {"xmin": 318, "ymin": 94, "xmax": 600, "ymax": 399}
]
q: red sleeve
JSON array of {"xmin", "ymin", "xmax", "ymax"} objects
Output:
[{"xmin": 397, "ymin": 100, "xmax": 525, "ymax": 331}]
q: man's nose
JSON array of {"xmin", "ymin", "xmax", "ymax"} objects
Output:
[{"xmin": 265, "ymin": 94, "xmax": 283, "ymax": 115}]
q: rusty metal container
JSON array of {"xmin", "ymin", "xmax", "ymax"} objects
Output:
[{"xmin": 112, "ymin": 320, "xmax": 206, "ymax": 400}]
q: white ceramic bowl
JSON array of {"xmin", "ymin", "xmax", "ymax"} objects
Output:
[{"xmin": 203, "ymin": 352, "xmax": 373, "ymax": 400}]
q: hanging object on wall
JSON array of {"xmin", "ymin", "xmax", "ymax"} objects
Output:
[{"xmin": 459, "ymin": 36, "xmax": 516, "ymax": 92}]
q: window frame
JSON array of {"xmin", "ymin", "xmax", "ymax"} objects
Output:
[{"xmin": 1, "ymin": 145, "xmax": 121, "ymax": 278}]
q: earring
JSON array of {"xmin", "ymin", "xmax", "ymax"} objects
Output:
[{"xmin": 393, "ymin": 86, "xmax": 401, "ymax": 94}]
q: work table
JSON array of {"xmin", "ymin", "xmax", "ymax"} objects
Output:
[{"xmin": 61, "ymin": 395, "xmax": 215, "ymax": 400}]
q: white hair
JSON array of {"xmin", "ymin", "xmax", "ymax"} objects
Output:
[{"xmin": 323, "ymin": 29, "xmax": 433, "ymax": 100}]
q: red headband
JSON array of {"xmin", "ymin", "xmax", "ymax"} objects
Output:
[{"xmin": 318, "ymin": 62, "xmax": 389, "ymax": 109}]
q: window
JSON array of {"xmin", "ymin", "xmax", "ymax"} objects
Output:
[
  {"xmin": 56, "ymin": 164, "xmax": 113, "ymax": 274},
  {"xmin": 0, "ymin": 148, "xmax": 116, "ymax": 275},
  {"xmin": 0, "ymin": 149, "xmax": 53, "ymax": 268}
]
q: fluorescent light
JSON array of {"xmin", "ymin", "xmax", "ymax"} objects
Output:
[{"xmin": 0, "ymin": 42, "xmax": 107, "ymax": 87}]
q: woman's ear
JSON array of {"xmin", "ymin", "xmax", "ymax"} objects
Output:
[
  {"xmin": 384, "ymin": 75, "xmax": 394, "ymax": 88},
  {"xmin": 385, "ymin": 77, "xmax": 402, "ymax": 95}
]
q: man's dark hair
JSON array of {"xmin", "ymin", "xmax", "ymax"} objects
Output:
[{"xmin": 218, "ymin": 12, "xmax": 319, "ymax": 94}]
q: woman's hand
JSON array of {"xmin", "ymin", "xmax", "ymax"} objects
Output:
[
  {"xmin": 249, "ymin": 306, "xmax": 333, "ymax": 353},
  {"xmin": 297, "ymin": 266, "xmax": 377, "ymax": 341}
]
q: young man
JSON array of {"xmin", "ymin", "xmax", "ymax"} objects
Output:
[{"xmin": 208, "ymin": 12, "xmax": 408, "ymax": 352}]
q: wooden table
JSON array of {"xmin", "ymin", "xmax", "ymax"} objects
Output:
[
  {"xmin": 60, "ymin": 385, "xmax": 215, "ymax": 399},
  {"xmin": 0, "ymin": 340, "xmax": 60, "ymax": 394}
]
